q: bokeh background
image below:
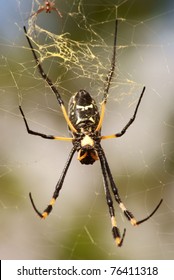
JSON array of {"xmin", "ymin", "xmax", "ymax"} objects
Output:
[{"xmin": 0, "ymin": 0, "xmax": 174, "ymax": 259}]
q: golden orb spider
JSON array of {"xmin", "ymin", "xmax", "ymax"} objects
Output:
[{"xmin": 20, "ymin": 20, "xmax": 163, "ymax": 246}]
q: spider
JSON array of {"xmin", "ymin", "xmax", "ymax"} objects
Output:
[
  {"xmin": 20, "ymin": 20, "xmax": 163, "ymax": 246},
  {"xmin": 29, "ymin": 1, "xmax": 62, "ymax": 19}
]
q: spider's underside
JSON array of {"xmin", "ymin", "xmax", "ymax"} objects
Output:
[{"xmin": 20, "ymin": 20, "xmax": 163, "ymax": 246}]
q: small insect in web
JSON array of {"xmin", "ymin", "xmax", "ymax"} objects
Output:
[
  {"xmin": 20, "ymin": 20, "xmax": 163, "ymax": 246},
  {"xmin": 29, "ymin": 1, "xmax": 62, "ymax": 19}
]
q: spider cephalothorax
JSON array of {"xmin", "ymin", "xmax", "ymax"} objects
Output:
[{"xmin": 20, "ymin": 20, "xmax": 163, "ymax": 246}]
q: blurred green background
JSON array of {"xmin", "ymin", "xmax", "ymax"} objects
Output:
[{"xmin": 0, "ymin": 0, "xmax": 174, "ymax": 259}]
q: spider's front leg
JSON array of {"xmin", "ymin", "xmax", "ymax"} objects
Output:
[
  {"xmin": 19, "ymin": 106, "xmax": 73, "ymax": 141},
  {"xmin": 101, "ymin": 87, "xmax": 146, "ymax": 140},
  {"xmin": 19, "ymin": 106, "xmax": 55, "ymax": 139}
]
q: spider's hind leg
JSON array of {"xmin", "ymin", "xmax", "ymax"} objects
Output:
[
  {"xmin": 103, "ymin": 151, "xmax": 163, "ymax": 226},
  {"xmin": 97, "ymin": 145, "xmax": 126, "ymax": 246}
]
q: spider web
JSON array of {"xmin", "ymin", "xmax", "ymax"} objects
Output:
[{"xmin": 0, "ymin": 0, "xmax": 174, "ymax": 260}]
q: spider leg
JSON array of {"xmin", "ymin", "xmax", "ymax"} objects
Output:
[
  {"xmin": 97, "ymin": 145, "xmax": 126, "ymax": 246},
  {"xmin": 23, "ymin": 26, "xmax": 77, "ymax": 134},
  {"xmin": 101, "ymin": 148, "xmax": 163, "ymax": 226},
  {"xmin": 96, "ymin": 19, "xmax": 118, "ymax": 132},
  {"xmin": 101, "ymin": 86, "xmax": 146, "ymax": 140},
  {"xmin": 29, "ymin": 7, "xmax": 45, "ymax": 19},
  {"xmin": 52, "ymin": 7, "xmax": 63, "ymax": 18},
  {"xmin": 19, "ymin": 106, "xmax": 73, "ymax": 141},
  {"xmin": 103, "ymin": 19, "xmax": 118, "ymax": 101},
  {"xmin": 29, "ymin": 147, "xmax": 76, "ymax": 218}
]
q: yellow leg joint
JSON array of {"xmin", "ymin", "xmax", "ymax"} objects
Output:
[
  {"xmin": 115, "ymin": 237, "xmax": 122, "ymax": 246},
  {"xmin": 41, "ymin": 198, "xmax": 56, "ymax": 219},
  {"xmin": 131, "ymin": 218, "xmax": 137, "ymax": 226},
  {"xmin": 42, "ymin": 212, "xmax": 48, "ymax": 219},
  {"xmin": 50, "ymin": 198, "xmax": 56, "ymax": 206},
  {"xmin": 111, "ymin": 216, "xmax": 117, "ymax": 227}
]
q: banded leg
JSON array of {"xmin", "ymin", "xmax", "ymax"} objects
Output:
[
  {"xmin": 23, "ymin": 26, "xmax": 77, "ymax": 134},
  {"xmin": 19, "ymin": 106, "xmax": 73, "ymax": 141},
  {"xmin": 29, "ymin": 147, "xmax": 76, "ymax": 218},
  {"xmin": 101, "ymin": 148, "xmax": 163, "ymax": 226},
  {"xmin": 98, "ymin": 147, "xmax": 126, "ymax": 246}
]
